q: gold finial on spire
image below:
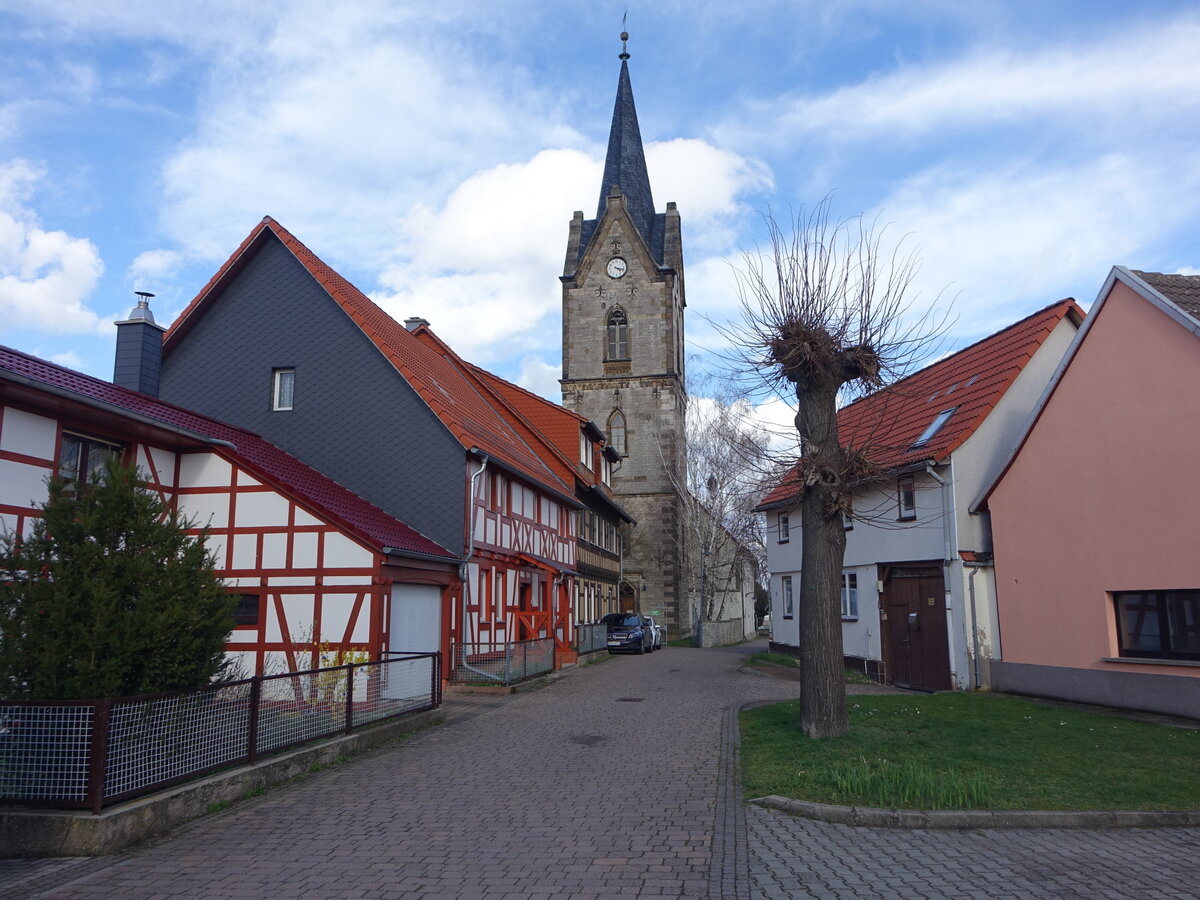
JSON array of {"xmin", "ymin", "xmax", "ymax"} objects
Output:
[{"xmin": 620, "ymin": 12, "xmax": 630, "ymax": 60}]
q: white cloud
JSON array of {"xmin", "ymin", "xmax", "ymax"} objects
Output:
[
  {"xmin": 46, "ymin": 349, "xmax": 84, "ymax": 370},
  {"xmin": 736, "ymin": 13, "xmax": 1200, "ymax": 147},
  {"xmin": 645, "ymin": 140, "xmax": 772, "ymax": 254},
  {"xmin": 374, "ymin": 148, "xmax": 598, "ymax": 364},
  {"xmin": 0, "ymin": 159, "xmax": 103, "ymax": 334},
  {"xmin": 375, "ymin": 139, "xmax": 768, "ymax": 368},
  {"xmin": 877, "ymin": 152, "xmax": 1200, "ymax": 338},
  {"xmin": 155, "ymin": 3, "xmax": 576, "ymax": 269},
  {"xmin": 128, "ymin": 248, "xmax": 182, "ymax": 284},
  {"xmin": 516, "ymin": 357, "xmax": 561, "ymax": 401}
]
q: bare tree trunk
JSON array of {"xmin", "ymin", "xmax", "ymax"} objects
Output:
[{"xmin": 794, "ymin": 380, "xmax": 848, "ymax": 738}]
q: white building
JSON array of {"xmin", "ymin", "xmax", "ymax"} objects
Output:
[{"xmin": 755, "ymin": 300, "xmax": 1082, "ymax": 690}]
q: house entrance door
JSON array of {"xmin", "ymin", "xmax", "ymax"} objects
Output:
[{"xmin": 881, "ymin": 566, "xmax": 951, "ymax": 691}]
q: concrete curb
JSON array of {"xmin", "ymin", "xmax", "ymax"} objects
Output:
[
  {"xmin": 0, "ymin": 708, "xmax": 442, "ymax": 858},
  {"xmin": 749, "ymin": 795, "xmax": 1200, "ymax": 830}
]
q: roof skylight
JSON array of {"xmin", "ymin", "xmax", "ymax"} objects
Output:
[{"xmin": 912, "ymin": 407, "xmax": 957, "ymax": 448}]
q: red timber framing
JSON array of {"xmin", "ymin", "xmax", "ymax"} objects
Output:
[
  {"xmin": 0, "ymin": 355, "xmax": 460, "ymax": 683},
  {"xmin": 459, "ymin": 461, "xmax": 577, "ymax": 664}
]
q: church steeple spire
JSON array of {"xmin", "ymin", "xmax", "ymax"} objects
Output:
[{"xmin": 597, "ymin": 32, "xmax": 656, "ymax": 253}]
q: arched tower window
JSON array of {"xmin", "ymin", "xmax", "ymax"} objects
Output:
[
  {"xmin": 606, "ymin": 307, "xmax": 629, "ymax": 360},
  {"xmin": 608, "ymin": 409, "xmax": 627, "ymax": 457}
]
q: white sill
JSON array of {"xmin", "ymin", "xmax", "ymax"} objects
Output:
[{"xmin": 1102, "ymin": 656, "xmax": 1200, "ymax": 669}]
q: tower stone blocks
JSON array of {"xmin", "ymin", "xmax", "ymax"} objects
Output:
[{"xmin": 560, "ymin": 62, "xmax": 693, "ymax": 633}]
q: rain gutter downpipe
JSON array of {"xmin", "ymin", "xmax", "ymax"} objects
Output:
[{"xmin": 459, "ymin": 451, "xmax": 502, "ymax": 682}]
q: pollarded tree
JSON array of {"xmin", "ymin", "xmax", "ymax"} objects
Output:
[
  {"xmin": 0, "ymin": 455, "xmax": 235, "ymax": 700},
  {"xmin": 731, "ymin": 201, "xmax": 946, "ymax": 738}
]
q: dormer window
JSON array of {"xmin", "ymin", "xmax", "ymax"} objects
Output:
[
  {"xmin": 912, "ymin": 407, "xmax": 956, "ymax": 448},
  {"xmin": 606, "ymin": 307, "xmax": 629, "ymax": 360},
  {"xmin": 580, "ymin": 431, "xmax": 594, "ymax": 469}
]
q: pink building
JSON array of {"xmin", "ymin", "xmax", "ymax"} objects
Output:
[{"xmin": 978, "ymin": 267, "xmax": 1200, "ymax": 717}]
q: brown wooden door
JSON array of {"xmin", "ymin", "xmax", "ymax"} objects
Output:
[{"xmin": 881, "ymin": 568, "xmax": 951, "ymax": 691}]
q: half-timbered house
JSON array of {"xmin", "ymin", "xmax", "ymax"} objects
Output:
[
  {"xmin": 0, "ymin": 344, "xmax": 458, "ymax": 678},
  {"xmin": 412, "ymin": 328, "xmax": 635, "ymax": 629},
  {"xmin": 156, "ymin": 217, "xmax": 587, "ymax": 671}
]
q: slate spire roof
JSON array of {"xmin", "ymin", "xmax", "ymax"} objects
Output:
[
  {"xmin": 0, "ymin": 344, "xmax": 456, "ymax": 561},
  {"xmin": 597, "ymin": 59, "xmax": 656, "ymax": 251},
  {"xmin": 755, "ymin": 298, "xmax": 1083, "ymax": 511}
]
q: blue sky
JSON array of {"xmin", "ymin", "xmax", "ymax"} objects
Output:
[{"xmin": 2, "ymin": 1, "xmax": 1198, "ymax": 426}]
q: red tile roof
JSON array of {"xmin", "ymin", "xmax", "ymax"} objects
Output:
[
  {"xmin": 0, "ymin": 345, "xmax": 457, "ymax": 561},
  {"xmin": 409, "ymin": 326, "xmax": 629, "ymax": 519},
  {"xmin": 755, "ymin": 298, "xmax": 1083, "ymax": 510},
  {"xmin": 164, "ymin": 217, "xmax": 577, "ymax": 505}
]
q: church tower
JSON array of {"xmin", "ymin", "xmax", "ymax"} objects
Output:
[{"xmin": 561, "ymin": 33, "xmax": 691, "ymax": 634}]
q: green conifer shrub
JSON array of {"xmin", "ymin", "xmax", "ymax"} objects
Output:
[{"xmin": 0, "ymin": 455, "xmax": 235, "ymax": 700}]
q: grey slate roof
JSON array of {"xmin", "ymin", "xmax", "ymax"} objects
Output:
[
  {"xmin": 1131, "ymin": 270, "xmax": 1200, "ymax": 321},
  {"xmin": 576, "ymin": 59, "xmax": 665, "ymax": 268}
]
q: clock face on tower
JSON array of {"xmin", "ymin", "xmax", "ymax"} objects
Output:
[{"xmin": 606, "ymin": 257, "xmax": 627, "ymax": 279}]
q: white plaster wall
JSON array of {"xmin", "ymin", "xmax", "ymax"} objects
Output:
[
  {"xmin": 844, "ymin": 474, "xmax": 946, "ymax": 567},
  {"xmin": 323, "ymin": 532, "xmax": 372, "ymax": 568},
  {"xmin": 261, "ymin": 531, "xmax": 288, "ymax": 568},
  {"xmin": 178, "ymin": 452, "xmax": 232, "ymax": 488},
  {"xmin": 232, "ymin": 533, "xmax": 257, "ymax": 569},
  {"xmin": 178, "ymin": 492, "xmax": 230, "ymax": 530},
  {"xmin": 0, "ymin": 407, "xmax": 57, "ymax": 458},
  {"xmin": 291, "ymin": 531, "xmax": 319, "ymax": 567},
  {"xmin": 0, "ymin": 457, "xmax": 50, "ymax": 509},
  {"xmin": 294, "ymin": 507, "xmax": 321, "ymax": 527},
  {"xmin": 235, "ymin": 491, "xmax": 291, "ymax": 528},
  {"xmin": 323, "ymin": 593, "xmax": 369, "ymax": 643},
  {"xmin": 955, "ymin": 316, "xmax": 1080, "ymax": 544}
]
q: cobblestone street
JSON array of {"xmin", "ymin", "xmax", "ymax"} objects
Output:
[{"xmin": 3, "ymin": 640, "xmax": 1198, "ymax": 898}]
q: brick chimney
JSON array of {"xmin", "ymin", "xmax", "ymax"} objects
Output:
[{"xmin": 113, "ymin": 292, "xmax": 167, "ymax": 396}]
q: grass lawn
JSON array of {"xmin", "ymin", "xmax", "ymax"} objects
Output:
[
  {"xmin": 741, "ymin": 693, "xmax": 1200, "ymax": 811},
  {"xmin": 745, "ymin": 653, "xmax": 874, "ymax": 684}
]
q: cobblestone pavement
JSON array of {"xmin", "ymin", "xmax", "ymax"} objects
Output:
[
  {"xmin": 748, "ymin": 808, "xmax": 1200, "ymax": 899},
  {"xmin": 4, "ymin": 641, "xmax": 1199, "ymax": 898}
]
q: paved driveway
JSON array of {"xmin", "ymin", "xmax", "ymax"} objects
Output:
[{"xmin": 3, "ymin": 640, "xmax": 1199, "ymax": 898}]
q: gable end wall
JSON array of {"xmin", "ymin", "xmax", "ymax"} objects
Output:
[{"xmin": 159, "ymin": 236, "xmax": 465, "ymax": 552}]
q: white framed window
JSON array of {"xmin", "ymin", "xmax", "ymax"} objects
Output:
[
  {"xmin": 782, "ymin": 575, "xmax": 794, "ymax": 619},
  {"xmin": 580, "ymin": 431, "xmax": 593, "ymax": 469},
  {"xmin": 778, "ymin": 513, "xmax": 790, "ymax": 543},
  {"xmin": 897, "ymin": 477, "xmax": 916, "ymax": 520},
  {"xmin": 272, "ymin": 368, "xmax": 295, "ymax": 411},
  {"xmin": 841, "ymin": 573, "xmax": 858, "ymax": 619},
  {"xmin": 842, "ymin": 496, "xmax": 853, "ymax": 531},
  {"xmin": 601, "ymin": 455, "xmax": 612, "ymax": 486}
]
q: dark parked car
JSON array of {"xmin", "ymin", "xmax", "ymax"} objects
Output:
[{"xmin": 601, "ymin": 612, "xmax": 653, "ymax": 654}]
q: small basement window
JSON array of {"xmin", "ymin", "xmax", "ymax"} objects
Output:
[{"xmin": 912, "ymin": 407, "xmax": 956, "ymax": 448}]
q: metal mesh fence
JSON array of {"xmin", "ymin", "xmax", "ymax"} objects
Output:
[
  {"xmin": 576, "ymin": 623, "xmax": 608, "ymax": 655},
  {"xmin": 0, "ymin": 704, "xmax": 94, "ymax": 803},
  {"xmin": 255, "ymin": 668, "xmax": 349, "ymax": 756},
  {"xmin": 0, "ymin": 653, "xmax": 438, "ymax": 811},
  {"xmin": 360, "ymin": 655, "xmax": 437, "ymax": 726},
  {"xmin": 106, "ymin": 682, "xmax": 252, "ymax": 801},
  {"xmin": 451, "ymin": 639, "xmax": 555, "ymax": 685}
]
